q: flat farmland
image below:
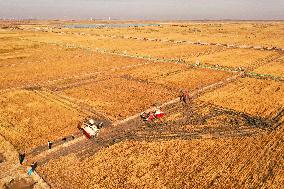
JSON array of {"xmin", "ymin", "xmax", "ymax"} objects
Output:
[
  {"xmin": 1, "ymin": 21, "xmax": 284, "ymax": 189},
  {"xmin": 200, "ymin": 78, "xmax": 284, "ymax": 117},
  {"xmin": 0, "ymin": 43, "xmax": 152, "ymax": 89},
  {"xmin": 71, "ymin": 37, "xmax": 224, "ymax": 60},
  {"xmin": 197, "ymin": 48, "xmax": 280, "ymax": 69},
  {"xmin": 0, "ymin": 90, "xmax": 82, "ymax": 152},
  {"xmin": 24, "ymin": 33, "xmax": 224, "ymax": 60},
  {"xmin": 253, "ymin": 57, "xmax": 284, "ymax": 77},
  {"xmin": 152, "ymin": 67, "xmax": 232, "ymax": 90},
  {"xmin": 38, "ymin": 124, "xmax": 284, "ymax": 189},
  {"xmin": 58, "ymin": 77, "xmax": 175, "ymax": 120},
  {"xmin": 74, "ymin": 22, "xmax": 284, "ymax": 47},
  {"xmin": 114, "ymin": 62, "xmax": 189, "ymax": 80},
  {"xmin": 114, "ymin": 63, "xmax": 232, "ymax": 90}
]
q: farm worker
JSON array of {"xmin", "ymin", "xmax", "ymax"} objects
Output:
[
  {"xmin": 19, "ymin": 152, "xmax": 25, "ymax": 165},
  {"xmin": 180, "ymin": 89, "xmax": 190, "ymax": 104},
  {"xmin": 27, "ymin": 168, "xmax": 33, "ymax": 176},
  {"xmin": 28, "ymin": 162, "xmax": 38, "ymax": 176},
  {"xmin": 31, "ymin": 162, "xmax": 38, "ymax": 171},
  {"xmin": 47, "ymin": 141, "xmax": 53, "ymax": 149}
]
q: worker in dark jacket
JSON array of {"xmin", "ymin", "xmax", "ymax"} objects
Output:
[
  {"xmin": 19, "ymin": 152, "xmax": 25, "ymax": 165},
  {"xmin": 48, "ymin": 141, "xmax": 53, "ymax": 149},
  {"xmin": 28, "ymin": 162, "xmax": 38, "ymax": 176}
]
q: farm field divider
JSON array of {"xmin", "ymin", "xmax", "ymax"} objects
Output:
[
  {"xmin": 18, "ymin": 37, "xmax": 284, "ymax": 84},
  {"xmin": 34, "ymin": 89, "xmax": 113, "ymax": 121},
  {"xmin": 26, "ymin": 73, "xmax": 243, "ymax": 165},
  {"xmin": 0, "ymin": 56, "xmax": 153, "ymax": 93},
  {"xmin": 56, "ymin": 30, "xmax": 284, "ymax": 52},
  {"xmin": 2, "ymin": 37, "xmax": 282, "ymax": 96}
]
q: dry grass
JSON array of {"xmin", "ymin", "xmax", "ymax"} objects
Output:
[
  {"xmin": 199, "ymin": 78, "xmax": 284, "ymax": 117},
  {"xmin": 153, "ymin": 68, "xmax": 232, "ymax": 90},
  {"xmin": 0, "ymin": 90, "xmax": 82, "ymax": 151},
  {"xmin": 38, "ymin": 123, "xmax": 284, "ymax": 189},
  {"xmin": 197, "ymin": 49, "xmax": 279, "ymax": 69},
  {"xmin": 253, "ymin": 57, "xmax": 284, "ymax": 77},
  {"xmin": 59, "ymin": 77, "xmax": 175, "ymax": 120}
]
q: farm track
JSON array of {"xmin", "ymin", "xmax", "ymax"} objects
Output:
[
  {"xmin": 30, "ymin": 95, "xmax": 282, "ymax": 165},
  {"xmin": 75, "ymin": 101, "xmax": 266, "ymax": 161},
  {"xmin": 25, "ymin": 73, "xmax": 254, "ymax": 165}
]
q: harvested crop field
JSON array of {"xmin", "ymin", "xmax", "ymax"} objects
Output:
[
  {"xmin": 200, "ymin": 78, "xmax": 284, "ymax": 117},
  {"xmin": 197, "ymin": 49, "xmax": 280, "ymax": 69},
  {"xmin": 1, "ymin": 20, "xmax": 284, "ymax": 189},
  {"xmin": 38, "ymin": 123, "xmax": 284, "ymax": 189},
  {"xmin": 253, "ymin": 57, "xmax": 284, "ymax": 77},
  {"xmin": 58, "ymin": 77, "xmax": 175, "ymax": 120},
  {"xmin": 0, "ymin": 90, "xmax": 82, "ymax": 151}
]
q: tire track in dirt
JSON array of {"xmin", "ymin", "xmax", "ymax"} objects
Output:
[{"xmin": 25, "ymin": 73, "xmax": 244, "ymax": 165}]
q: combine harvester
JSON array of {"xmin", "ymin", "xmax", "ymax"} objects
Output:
[
  {"xmin": 140, "ymin": 108, "xmax": 165, "ymax": 127},
  {"xmin": 78, "ymin": 118, "xmax": 104, "ymax": 139}
]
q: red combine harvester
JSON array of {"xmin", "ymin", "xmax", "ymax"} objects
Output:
[
  {"xmin": 140, "ymin": 108, "xmax": 165, "ymax": 127},
  {"xmin": 78, "ymin": 118, "xmax": 103, "ymax": 139}
]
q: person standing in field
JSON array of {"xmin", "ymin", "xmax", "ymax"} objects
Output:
[
  {"xmin": 28, "ymin": 162, "xmax": 38, "ymax": 176},
  {"xmin": 48, "ymin": 141, "xmax": 53, "ymax": 149},
  {"xmin": 19, "ymin": 152, "xmax": 25, "ymax": 165},
  {"xmin": 180, "ymin": 89, "xmax": 190, "ymax": 104}
]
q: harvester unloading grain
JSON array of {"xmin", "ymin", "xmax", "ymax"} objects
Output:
[{"xmin": 78, "ymin": 118, "xmax": 103, "ymax": 139}]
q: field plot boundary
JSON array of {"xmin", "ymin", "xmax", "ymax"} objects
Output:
[
  {"xmin": 53, "ymin": 31, "xmax": 284, "ymax": 52},
  {"xmin": 33, "ymin": 89, "xmax": 114, "ymax": 121},
  {"xmin": 25, "ymin": 73, "xmax": 243, "ymax": 165},
  {"xmin": 17, "ymin": 37, "xmax": 284, "ymax": 84},
  {"xmin": 22, "ymin": 28, "xmax": 284, "ymax": 52},
  {"xmin": 0, "ymin": 59, "xmax": 154, "ymax": 93}
]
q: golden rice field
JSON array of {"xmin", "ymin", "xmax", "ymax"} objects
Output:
[{"xmin": 0, "ymin": 20, "xmax": 284, "ymax": 189}]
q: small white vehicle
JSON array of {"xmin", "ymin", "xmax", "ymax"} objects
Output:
[{"xmin": 78, "ymin": 119, "xmax": 103, "ymax": 139}]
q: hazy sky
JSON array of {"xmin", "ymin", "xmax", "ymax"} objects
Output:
[{"xmin": 0, "ymin": 0, "xmax": 283, "ymax": 20}]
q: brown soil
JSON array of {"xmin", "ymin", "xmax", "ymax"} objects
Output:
[{"xmin": 3, "ymin": 178, "xmax": 35, "ymax": 189}]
